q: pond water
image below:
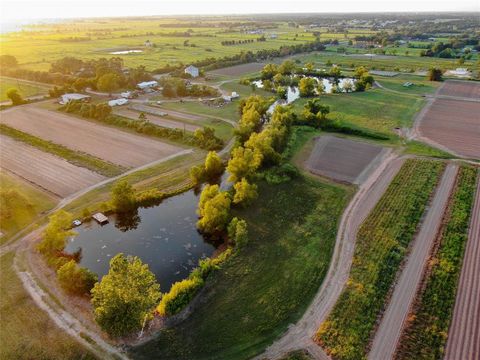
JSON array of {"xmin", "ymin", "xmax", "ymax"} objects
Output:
[
  {"xmin": 65, "ymin": 189, "xmax": 220, "ymax": 291},
  {"xmin": 110, "ymin": 49, "xmax": 143, "ymax": 55},
  {"xmin": 253, "ymin": 77, "xmax": 356, "ymax": 96}
]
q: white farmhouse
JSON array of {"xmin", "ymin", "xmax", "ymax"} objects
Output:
[{"xmin": 184, "ymin": 65, "xmax": 199, "ymax": 78}]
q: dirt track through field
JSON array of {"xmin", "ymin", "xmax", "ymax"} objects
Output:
[
  {"xmin": 445, "ymin": 173, "xmax": 480, "ymax": 360},
  {"xmin": 114, "ymin": 108, "xmax": 200, "ymax": 132},
  {"xmin": 259, "ymin": 154, "xmax": 405, "ymax": 360},
  {"xmin": 130, "ymin": 103, "xmax": 204, "ymax": 122},
  {"xmin": 368, "ymin": 164, "xmax": 459, "ymax": 360},
  {"xmin": 0, "ymin": 135, "xmax": 105, "ymax": 198},
  {"xmin": 207, "ymin": 62, "xmax": 266, "ymax": 76},
  {"xmin": 1, "ymin": 105, "xmax": 183, "ymax": 168}
]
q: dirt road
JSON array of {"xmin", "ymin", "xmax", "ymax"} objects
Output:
[
  {"xmin": 1, "ymin": 105, "xmax": 183, "ymax": 168},
  {"xmin": 444, "ymin": 173, "xmax": 480, "ymax": 360},
  {"xmin": 0, "ymin": 135, "xmax": 105, "ymax": 198},
  {"xmin": 258, "ymin": 154, "xmax": 405, "ymax": 360},
  {"xmin": 368, "ymin": 164, "xmax": 459, "ymax": 360}
]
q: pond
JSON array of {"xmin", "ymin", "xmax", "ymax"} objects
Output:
[
  {"xmin": 109, "ymin": 49, "xmax": 143, "ymax": 55},
  {"xmin": 253, "ymin": 77, "xmax": 356, "ymax": 96},
  {"xmin": 65, "ymin": 189, "xmax": 220, "ymax": 291}
]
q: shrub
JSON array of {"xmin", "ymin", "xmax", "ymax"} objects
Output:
[
  {"xmin": 57, "ymin": 260, "xmax": 97, "ymax": 296},
  {"xmin": 156, "ymin": 277, "xmax": 204, "ymax": 316}
]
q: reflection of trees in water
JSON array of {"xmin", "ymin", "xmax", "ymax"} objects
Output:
[{"xmin": 115, "ymin": 209, "xmax": 141, "ymax": 232}]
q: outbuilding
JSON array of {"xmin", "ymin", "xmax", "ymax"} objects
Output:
[
  {"xmin": 184, "ymin": 65, "xmax": 199, "ymax": 78},
  {"xmin": 108, "ymin": 98, "xmax": 129, "ymax": 107},
  {"xmin": 59, "ymin": 93, "xmax": 91, "ymax": 105},
  {"xmin": 137, "ymin": 81, "xmax": 159, "ymax": 90}
]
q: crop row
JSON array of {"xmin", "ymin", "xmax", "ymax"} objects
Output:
[
  {"xmin": 395, "ymin": 166, "xmax": 478, "ymax": 360},
  {"xmin": 316, "ymin": 158, "xmax": 445, "ymax": 360}
]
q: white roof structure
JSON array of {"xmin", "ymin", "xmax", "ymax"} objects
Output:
[
  {"xmin": 59, "ymin": 93, "xmax": 91, "ymax": 104},
  {"xmin": 108, "ymin": 98, "xmax": 129, "ymax": 107},
  {"xmin": 137, "ymin": 81, "xmax": 158, "ymax": 89},
  {"xmin": 184, "ymin": 65, "xmax": 199, "ymax": 78}
]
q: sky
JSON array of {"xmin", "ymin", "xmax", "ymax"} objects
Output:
[{"xmin": 1, "ymin": 0, "xmax": 479, "ymax": 22}]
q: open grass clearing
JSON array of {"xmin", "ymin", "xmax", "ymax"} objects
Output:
[
  {"xmin": 0, "ymin": 252, "xmax": 95, "ymax": 360},
  {"xmin": 316, "ymin": 158, "xmax": 445, "ymax": 360},
  {"xmin": 0, "ymin": 172, "xmax": 57, "ymax": 245},
  {"xmin": 375, "ymin": 74, "xmax": 440, "ymax": 95}
]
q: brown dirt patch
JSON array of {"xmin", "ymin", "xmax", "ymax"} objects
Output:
[
  {"xmin": 437, "ymin": 80, "xmax": 480, "ymax": 99},
  {"xmin": 419, "ymin": 99, "xmax": 480, "ymax": 159},
  {"xmin": 304, "ymin": 136, "xmax": 386, "ymax": 184},
  {"xmin": 0, "ymin": 105, "xmax": 183, "ymax": 168},
  {"xmin": 114, "ymin": 108, "xmax": 200, "ymax": 132},
  {"xmin": 0, "ymin": 135, "xmax": 105, "ymax": 198}
]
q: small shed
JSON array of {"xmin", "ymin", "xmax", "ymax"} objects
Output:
[
  {"xmin": 137, "ymin": 81, "xmax": 158, "ymax": 90},
  {"xmin": 92, "ymin": 213, "xmax": 109, "ymax": 224},
  {"xmin": 184, "ymin": 65, "xmax": 199, "ymax": 78},
  {"xmin": 108, "ymin": 98, "xmax": 128, "ymax": 107},
  {"xmin": 59, "ymin": 93, "xmax": 91, "ymax": 105}
]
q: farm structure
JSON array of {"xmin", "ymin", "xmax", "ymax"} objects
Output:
[
  {"xmin": 418, "ymin": 99, "xmax": 480, "ymax": 159},
  {"xmin": 59, "ymin": 93, "xmax": 91, "ymax": 105},
  {"xmin": 0, "ymin": 135, "xmax": 105, "ymax": 198},
  {"xmin": 185, "ymin": 65, "xmax": 199, "ymax": 78},
  {"xmin": 304, "ymin": 135, "xmax": 390, "ymax": 184},
  {"xmin": 0, "ymin": 105, "xmax": 183, "ymax": 168}
]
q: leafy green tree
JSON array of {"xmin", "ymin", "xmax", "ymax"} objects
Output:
[
  {"xmin": 316, "ymin": 81, "xmax": 326, "ymax": 95},
  {"xmin": 245, "ymin": 130, "xmax": 281, "ymax": 165},
  {"xmin": 277, "ymin": 86, "xmax": 287, "ymax": 99},
  {"xmin": 233, "ymin": 178, "xmax": 258, "ymax": 207},
  {"xmin": 261, "ymin": 63, "xmax": 279, "ymax": 80},
  {"xmin": 190, "ymin": 165, "xmax": 206, "ymax": 185},
  {"xmin": 73, "ymin": 78, "xmax": 89, "ymax": 92},
  {"xmin": 298, "ymin": 78, "xmax": 316, "ymax": 97},
  {"xmin": 278, "ymin": 60, "xmax": 296, "ymax": 75},
  {"xmin": 57, "ymin": 260, "xmax": 97, "ymax": 296},
  {"xmin": 97, "ymin": 73, "xmax": 120, "ymax": 94},
  {"xmin": 354, "ymin": 66, "xmax": 368, "ymax": 79},
  {"xmin": 197, "ymin": 185, "xmax": 231, "ymax": 235},
  {"xmin": 329, "ymin": 65, "xmax": 342, "ymax": 79},
  {"xmin": 428, "ymin": 68, "xmax": 443, "ymax": 81},
  {"xmin": 227, "ymin": 217, "xmax": 248, "ymax": 248},
  {"xmin": 302, "ymin": 99, "xmax": 330, "ymax": 127},
  {"xmin": 37, "ymin": 210, "xmax": 75, "ymax": 258},
  {"xmin": 236, "ymin": 106, "xmax": 262, "ymax": 143},
  {"xmin": 111, "ymin": 180, "xmax": 136, "ymax": 212},
  {"xmin": 204, "ymin": 151, "xmax": 224, "ymax": 178},
  {"xmin": 6, "ymin": 88, "xmax": 25, "ymax": 105},
  {"xmin": 138, "ymin": 112, "xmax": 147, "ymax": 121},
  {"xmin": 227, "ymin": 146, "xmax": 263, "ymax": 183},
  {"xmin": 91, "ymin": 254, "xmax": 160, "ymax": 337}
]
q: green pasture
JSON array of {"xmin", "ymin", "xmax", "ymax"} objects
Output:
[{"xmin": 0, "ymin": 77, "xmax": 50, "ymax": 102}]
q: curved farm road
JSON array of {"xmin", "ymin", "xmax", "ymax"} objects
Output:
[
  {"xmin": 368, "ymin": 164, "xmax": 459, "ymax": 360},
  {"xmin": 258, "ymin": 153, "xmax": 406, "ymax": 360},
  {"xmin": 444, "ymin": 173, "xmax": 480, "ymax": 360}
]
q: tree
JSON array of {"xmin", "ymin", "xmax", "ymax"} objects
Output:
[
  {"xmin": 190, "ymin": 165, "xmax": 206, "ymax": 185},
  {"xmin": 227, "ymin": 146, "xmax": 263, "ymax": 183},
  {"xmin": 204, "ymin": 151, "xmax": 224, "ymax": 178},
  {"xmin": 37, "ymin": 210, "xmax": 75, "ymax": 258},
  {"xmin": 57, "ymin": 260, "xmax": 97, "ymax": 296},
  {"xmin": 245, "ymin": 130, "xmax": 281, "ymax": 165},
  {"xmin": 343, "ymin": 79, "xmax": 354, "ymax": 93},
  {"xmin": 97, "ymin": 73, "xmax": 120, "ymax": 94},
  {"xmin": 228, "ymin": 217, "xmax": 248, "ymax": 248},
  {"xmin": 233, "ymin": 178, "xmax": 258, "ymax": 206},
  {"xmin": 278, "ymin": 60, "xmax": 296, "ymax": 75},
  {"xmin": 0, "ymin": 54, "xmax": 18, "ymax": 68},
  {"xmin": 302, "ymin": 99, "xmax": 330, "ymax": 127},
  {"xmin": 298, "ymin": 78, "xmax": 316, "ymax": 97},
  {"xmin": 111, "ymin": 180, "xmax": 136, "ymax": 212},
  {"xmin": 261, "ymin": 63, "xmax": 279, "ymax": 80},
  {"xmin": 91, "ymin": 254, "xmax": 160, "ymax": 337},
  {"xmin": 236, "ymin": 106, "xmax": 262, "ymax": 143},
  {"xmin": 197, "ymin": 185, "xmax": 231, "ymax": 235},
  {"xmin": 138, "ymin": 112, "xmax": 147, "ymax": 121},
  {"xmin": 6, "ymin": 88, "xmax": 25, "ymax": 105},
  {"xmin": 316, "ymin": 81, "xmax": 326, "ymax": 95},
  {"xmin": 73, "ymin": 78, "xmax": 89, "ymax": 92},
  {"xmin": 428, "ymin": 68, "xmax": 443, "ymax": 81},
  {"xmin": 276, "ymin": 86, "xmax": 287, "ymax": 99}
]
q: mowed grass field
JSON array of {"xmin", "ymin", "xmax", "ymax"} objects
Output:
[
  {"xmin": 0, "ymin": 77, "xmax": 50, "ymax": 102},
  {"xmin": 0, "ymin": 252, "xmax": 94, "ymax": 360},
  {"xmin": 0, "ymin": 172, "xmax": 57, "ymax": 244},
  {"xmin": 293, "ymin": 88, "xmax": 425, "ymax": 136}
]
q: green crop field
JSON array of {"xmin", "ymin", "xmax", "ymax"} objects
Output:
[
  {"xmin": 0, "ymin": 172, "xmax": 57, "ymax": 244},
  {"xmin": 0, "ymin": 77, "xmax": 50, "ymax": 102},
  {"xmin": 396, "ymin": 166, "xmax": 478, "ymax": 360},
  {"xmin": 316, "ymin": 158, "xmax": 444, "ymax": 360}
]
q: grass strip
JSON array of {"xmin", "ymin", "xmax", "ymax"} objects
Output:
[
  {"xmin": 316, "ymin": 158, "xmax": 445, "ymax": 360},
  {"xmin": 0, "ymin": 124, "xmax": 125, "ymax": 177},
  {"xmin": 395, "ymin": 166, "xmax": 478, "ymax": 360}
]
